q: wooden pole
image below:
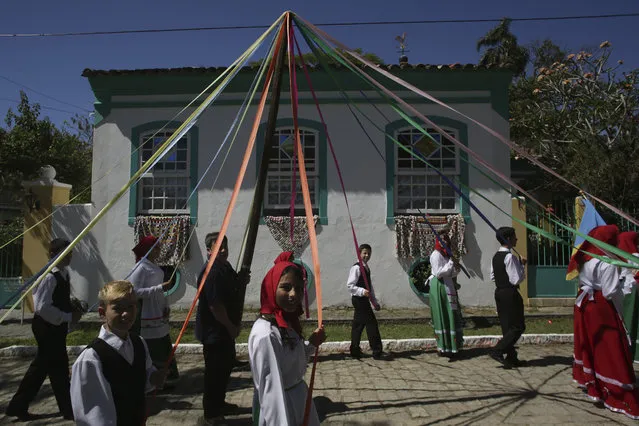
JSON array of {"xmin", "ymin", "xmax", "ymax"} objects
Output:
[{"xmin": 236, "ymin": 15, "xmax": 289, "ymax": 320}]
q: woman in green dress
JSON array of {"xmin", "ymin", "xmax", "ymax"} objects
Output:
[
  {"xmin": 619, "ymin": 231, "xmax": 639, "ymax": 363},
  {"xmin": 428, "ymin": 231, "xmax": 463, "ymax": 357}
]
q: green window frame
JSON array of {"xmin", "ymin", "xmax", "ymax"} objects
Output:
[
  {"xmin": 385, "ymin": 116, "xmax": 470, "ymax": 225},
  {"xmin": 129, "ymin": 121, "xmax": 199, "ymax": 225},
  {"xmin": 256, "ymin": 118, "xmax": 328, "ymax": 225}
]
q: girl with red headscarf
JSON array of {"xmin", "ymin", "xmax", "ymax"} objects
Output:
[
  {"xmin": 619, "ymin": 231, "xmax": 639, "ymax": 363},
  {"xmin": 248, "ymin": 252, "xmax": 326, "ymax": 426},
  {"xmin": 128, "ymin": 235, "xmax": 179, "ymax": 386},
  {"xmin": 572, "ymin": 225, "xmax": 639, "ymax": 419},
  {"xmin": 427, "ymin": 230, "xmax": 463, "ymax": 356}
]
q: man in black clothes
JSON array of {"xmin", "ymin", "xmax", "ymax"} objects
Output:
[
  {"xmin": 489, "ymin": 227, "xmax": 527, "ymax": 369},
  {"xmin": 195, "ymin": 232, "xmax": 250, "ymax": 425}
]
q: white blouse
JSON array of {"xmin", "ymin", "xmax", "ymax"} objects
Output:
[
  {"xmin": 127, "ymin": 258, "xmax": 169, "ymax": 339},
  {"xmin": 577, "ymin": 258, "xmax": 624, "ymax": 313},
  {"xmin": 248, "ymin": 317, "xmax": 319, "ymax": 426}
]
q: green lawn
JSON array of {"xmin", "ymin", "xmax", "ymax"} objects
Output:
[{"xmin": 0, "ymin": 317, "xmax": 573, "ymax": 349}]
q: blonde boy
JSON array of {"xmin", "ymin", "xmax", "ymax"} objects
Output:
[{"xmin": 71, "ymin": 281, "xmax": 165, "ymax": 425}]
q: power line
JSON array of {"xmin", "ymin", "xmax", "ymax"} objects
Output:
[
  {"xmin": 0, "ymin": 75, "xmax": 91, "ymax": 112},
  {"xmin": 0, "ymin": 97, "xmax": 81, "ymax": 115},
  {"xmin": 0, "ymin": 12, "xmax": 638, "ymax": 38}
]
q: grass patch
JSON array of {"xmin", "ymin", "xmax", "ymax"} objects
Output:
[{"xmin": 0, "ymin": 317, "xmax": 573, "ymax": 348}]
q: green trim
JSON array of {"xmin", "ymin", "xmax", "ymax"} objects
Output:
[
  {"xmin": 86, "ymin": 69, "xmax": 511, "ymax": 121},
  {"xmin": 256, "ymin": 118, "xmax": 328, "ymax": 225},
  {"xmin": 385, "ymin": 116, "xmax": 470, "ymax": 225},
  {"xmin": 98, "ymin": 96, "xmax": 490, "ymax": 111},
  {"xmin": 129, "ymin": 120, "xmax": 199, "ymax": 226}
]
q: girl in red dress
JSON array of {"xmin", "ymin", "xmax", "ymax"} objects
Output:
[{"xmin": 571, "ymin": 224, "xmax": 639, "ymax": 419}]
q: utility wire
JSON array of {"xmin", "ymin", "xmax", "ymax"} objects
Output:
[
  {"xmin": 0, "ymin": 12, "xmax": 637, "ymax": 38},
  {"xmin": 0, "ymin": 74, "xmax": 91, "ymax": 112},
  {"xmin": 0, "ymin": 97, "xmax": 80, "ymax": 115}
]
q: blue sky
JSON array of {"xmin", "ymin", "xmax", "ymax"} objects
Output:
[{"xmin": 0, "ymin": 0, "xmax": 637, "ymax": 127}]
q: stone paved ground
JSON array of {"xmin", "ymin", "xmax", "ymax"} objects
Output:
[{"xmin": 0, "ymin": 343, "xmax": 636, "ymax": 425}]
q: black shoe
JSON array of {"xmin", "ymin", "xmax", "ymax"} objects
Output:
[
  {"xmin": 504, "ymin": 357, "xmax": 523, "ymax": 368},
  {"xmin": 489, "ymin": 350, "xmax": 505, "ymax": 365},
  {"xmin": 373, "ymin": 352, "xmax": 392, "ymax": 361},
  {"xmin": 232, "ymin": 359, "xmax": 250, "ymax": 371},
  {"xmin": 349, "ymin": 348, "xmax": 363, "ymax": 359},
  {"xmin": 5, "ymin": 407, "xmax": 34, "ymax": 421},
  {"xmin": 222, "ymin": 402, "xmax": 240, "ymax": 414}
]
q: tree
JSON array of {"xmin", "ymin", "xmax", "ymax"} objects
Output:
[
  {"xmin": 477, "ymin": 18, "xmax": 529, "ymax": 76},
  {"xmin": 529, "ymin": 39, "xmax": 566, "ymax": 70},
  {"xmin": 510, "ymin": 42, "xmax": 639, "ymax": 209},
  {"xmin": 0, "ymin": 91, "xmax": 93, "ymax": 204}
]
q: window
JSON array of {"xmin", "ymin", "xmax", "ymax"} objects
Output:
[
  {"xmin": 264, "ymin": 127, "xmax": 319, "ymax": 215},
  {"xmin": 395, "ymin": 127, "xmax": 459, "ymax": 214},
  {"xmin": 138, "ymin": 130, "xmax": 190, "ymax": 214}
]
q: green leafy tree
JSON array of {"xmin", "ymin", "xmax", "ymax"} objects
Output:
[
  {"xmin": 0, "ymin": 91, "xmax": 93, "ymax": 204},
  {"xmin": 477, "ymin": 18, "xmax": 529, "ymax": 76},
  {"xmin": 510, "ymin": 42, "xmax": 639, "ymax": 208}
]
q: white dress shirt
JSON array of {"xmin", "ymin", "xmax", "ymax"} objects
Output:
[
  {"xmin": 490, "ymin": 247, "xmax": 526, "ymax": 286},
  {"xmin": 33, "ymin": 266, "xmax": 72, "ymax": 325},
  {"xmin": 71, "ymin": 326, "xmax": 156, "ymax": 426},
  {"xmin": 346, "ymin": 263, "xmax": 370, "ymax": 297},
  {"xmin": 248, "ymin": 318, "xmax": 319, "ymax": 426},
  {"xmin": 128, "ymin": 258, "xmax": 169, "ymax": 339}
]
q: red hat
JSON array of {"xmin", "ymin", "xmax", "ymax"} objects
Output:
[
  {"xmin": 568, "ymin": 225, "xmax": 619, "ymax": 271},
  {"xmin": 133, "ymin": 235, "xmax": 158, "ymax": 263},
  {"xmin": 617, "ymin": 231, "xmax": 639, "ymax": 262},
  {"xmin": 259, "ymin": 251, "xmax": 303, "ymax": 334}
]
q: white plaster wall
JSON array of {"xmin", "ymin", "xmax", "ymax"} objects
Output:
[
  {"xmin": 88, "ymin": 93, "xmax": 511, "ymax": 310},
  {"xmin": 51, "ymin": 203, "xmax": 106, "ymax": 308}
]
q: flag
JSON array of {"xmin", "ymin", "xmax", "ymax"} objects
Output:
[{"xmin": 566, "ymin": 197, "xmax": 606, "ymax": 280}]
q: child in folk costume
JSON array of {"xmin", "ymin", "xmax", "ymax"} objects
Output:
[
  {"xmin": 618, "ymin": 231, "xmax": 639, "ymax": 363},
  {"xmin": 347, "ymin": 244, "xmax": 390, "ymax": 360},
  {"xmin": 6, "ymin": 238, "xmax": 82, "ymax": 421},
  {"xmin": 428, "ymin": 230, "xmax": 463, "ymax": 356},
  {"xmin": 128, "ymin": 235, "xmax": 179, "ymax": 385},
  {"xmin": 489, "ymin": 227, "xmax": 527, "ymax": 369},
  {"xmin": 572, "ymin": 225, "xmax": 639, "ymax": 419},
  {"xmin": 248, "ymin": 252, "xmax": 326, "ymax": 426},
  {"xmin": 71, "ymin": 280, "xmax": 165, "ymax": 425}
]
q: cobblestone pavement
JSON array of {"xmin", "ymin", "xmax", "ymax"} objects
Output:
[{"xmin": 1, "ymin": 343, "xmax": 636, "ymax": 425}]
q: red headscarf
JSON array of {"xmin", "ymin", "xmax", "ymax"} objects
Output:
[
  {"xmin": 133, "ymin": 235, "xmax": 158, "ymax": 263},
  {"xmin": 260, "ymin": 251, "xmax": 303, "ymax": 335},
  {"xmin": 617, "ymin": 231, "xmax": 639, "ymax": 262},
  {"xmin": 568, "ymin": 225, "xmax": 619, "ymax": 271},
  {"xmin": 434, "ymin": 232, "xmax": 450, "ymax": 256}
]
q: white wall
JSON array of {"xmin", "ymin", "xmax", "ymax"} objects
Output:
[{"xmin": 88, "ymin": 92, "xmax": 512, "ymax": 310}]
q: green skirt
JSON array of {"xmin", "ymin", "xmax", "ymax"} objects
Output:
[
  {"xmin": 429, "ymin": 277, "xmax": 463, "ymax": 354},
  {"xmin": 623, "ymin": 286, "xmax": 639, "ymax": 363}
]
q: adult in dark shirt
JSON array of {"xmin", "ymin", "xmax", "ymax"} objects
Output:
[{"xmin": 195, "ymin": 232, "xmax": 249, "ymax": 425}]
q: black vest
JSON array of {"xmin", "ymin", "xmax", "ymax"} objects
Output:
[
  {"xmin": 51, "ymin": 271, "xmax": 73, "ymax": 313},
  {"xmin": 90, "ymin": 335, "xmax": 147, "ymax": 426},
  {"xmin": 492, "ymin": 251, "xmax": 512, "ymax": 290},
  {"xmin": 353, "ymin": 263, "xmax": 372, "ymax": 291}
]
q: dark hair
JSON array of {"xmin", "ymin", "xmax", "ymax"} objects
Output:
[
  {"xmin": 50, "ymin": 238, "xmax": 71, "ymax": 258},
  {"xmin": 359, "ymin": 243, "xmax": 372, "ymax": 253},
  {"xmin": 205, "ymin": 232, "xmax": 227, "ymax": 250},
  {"xmin": 495, "ymin": 227, "xmax": 516, "ymax": 245},
  {"xmin": 281, "ymin": 264, "xmax": 304, "ymax": 283}
]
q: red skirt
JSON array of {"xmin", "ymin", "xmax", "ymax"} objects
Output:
[{"xmin": 573, "ymin": 289, "xmax": 639, "ymax": 419}]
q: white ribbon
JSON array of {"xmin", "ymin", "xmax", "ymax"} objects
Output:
[{"xmin": 575, "ymin": 285, "xmax": 595, "ymax": 307}]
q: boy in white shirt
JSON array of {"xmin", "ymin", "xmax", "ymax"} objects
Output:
[{"xmin": 71, "ymin": 280, "xmax": 165, "ymax": 425}]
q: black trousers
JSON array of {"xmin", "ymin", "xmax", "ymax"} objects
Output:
[
  {"xmin": 493, "ymin": 287, "xmax": 526, "ymax": 359},
  {"xmin": 145, "ymin": 334, "xmax": 179, "ymax": 380},
  {"xmin": 202, "ymin": 340, "xmax": 235, "ymax": 418},
  {"xmin": 7, "ymin": 315, "xmax": 72, "ymax": 416},
  {"xmin": 351, "ymin": 296, "xmax": 383, "ymax": 356}
]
